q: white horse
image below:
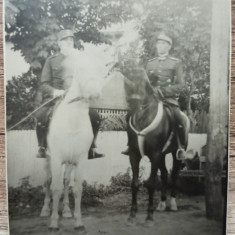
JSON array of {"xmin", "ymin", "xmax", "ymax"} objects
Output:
[
  {"xmin": 41, "ymin": 47, "xmax": 114, "ymax": 232},
  {"xmin": 39, "ymin": 27, "xmax": 142, "ymax": 230},
  {"xmin": 48, "ymin": 96, "xmax": 93, "ymax": 231}
]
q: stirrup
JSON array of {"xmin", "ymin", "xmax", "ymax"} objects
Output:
[{"xmin": 176, "ymin": 148, "xmax": 186, "ymax": 161}]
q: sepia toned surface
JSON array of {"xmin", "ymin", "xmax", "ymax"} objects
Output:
[{"xmin": 0, "ymin": 1, "xmax": 234, "ymax": 235}]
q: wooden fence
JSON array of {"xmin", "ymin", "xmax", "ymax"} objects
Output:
[{"xmin": 6, "ymin": 131, "xmax": 207, "ymax": 188}]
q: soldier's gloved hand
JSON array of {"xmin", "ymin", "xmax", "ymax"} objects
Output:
[{"xmin": 53, "ymin": 89, "xmax": 65, "ymax": 98}]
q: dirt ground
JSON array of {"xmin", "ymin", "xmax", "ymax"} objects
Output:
[{"xmin": 9, "ymin": 192, "xmax": 224, "ymax": 235}]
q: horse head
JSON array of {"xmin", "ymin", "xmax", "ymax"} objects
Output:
[
  {"xmin": 124, "ymin": 67, "xmax": 157, "ymax": 112},
  {"xmin": 61, "ymin": 48, "xmax": 108, "ymax": 104}
]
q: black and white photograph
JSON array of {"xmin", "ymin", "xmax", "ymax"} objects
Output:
[{"xmin": 4, "ymin": 0, "xmax": 230, "ymax": 234}]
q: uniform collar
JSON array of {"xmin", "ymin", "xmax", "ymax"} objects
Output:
[{"xmin": 158, "ymin": 53, "xmax": 169, "ymax": 61}]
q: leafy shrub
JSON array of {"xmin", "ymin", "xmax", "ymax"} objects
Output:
[
  {"xmin": 8, "ymin": 169, "xmax": 133, "ymax": 217},
  {"xmin": 8, "ymin": 177, "xmax": 44, "ymax": 218},
  {"xmin": 100, "ymin": 114, "xmax": 127, "ymax": 131}
]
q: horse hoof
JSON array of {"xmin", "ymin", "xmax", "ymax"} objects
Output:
[
  {"xmin": 144, "ymin": 219, "xmax": 154, "ymax": 227},
  {"xmin": 40, "ymin": 209, "xmax": 50, "ymax": 217},
  {"xmin": 63, "ymin": 210, "xmax": 73, "ymax": 218},
  {"xmin": 170, "ymin": 204, "xmax": 178, "ymax": 211},
  {"xmin": 170, "ymin": 206, "xmax": 178, "ymax": 211},
  {"xmin": 156, "ymin": 201, "xmax": 166, "ymax": 212},
  {"xmin": 74, "ymin": 225, "xmax": 87, "ymax": 234},
  {"xmin": 126, "ymin": 217, "xmax": 137, "ymax": 227},
  {"xmin": 170, "ymin": 197, "xmax": 178, "ymax": 211}
]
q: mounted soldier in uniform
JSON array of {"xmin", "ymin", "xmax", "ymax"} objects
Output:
[
  {"xmin": 122, "ymin": 32, "xmax": 188, "ymax": 159},
  {"xmin": 35, "ymin": 29, "xmax": 104, "ymax": 159}
]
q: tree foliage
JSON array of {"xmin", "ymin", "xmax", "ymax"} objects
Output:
[
  {"xmin": 6, "ymin": 70, "xmax": 38, "ymax": 129},
  {"xmin": 6, "ymin": 0, "xmax": 212, "ymax": 130},
  {"xmin": 5, "ymin": 0, "xmax": 135, "ymax": 72}
]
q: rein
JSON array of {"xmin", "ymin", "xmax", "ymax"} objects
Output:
[{"xmin": 67, "ymin": 96, "xmax": 87, "ymax": 104}]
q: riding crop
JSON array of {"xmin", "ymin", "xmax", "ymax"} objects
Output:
[{"xmin": 7, "ymin": 96, "xmax": 58, "ymax": 131}]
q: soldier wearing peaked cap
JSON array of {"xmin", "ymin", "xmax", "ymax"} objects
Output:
[
  {"xmin": 146, "ymin": 32, "xmax": 183, "ymax": 106},
  {"xmin": 35, "ymin": 29, "xmax": 104, "ymax": 159},
  {"xmin": 122, "ymin": 32, "xmax": 187, "ymax": 160}
]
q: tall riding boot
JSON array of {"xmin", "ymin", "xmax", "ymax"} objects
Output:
[
  {"xmin": 36, "ymin": 123, "xmax": 48, "ymax": 158},
  {"xmin": 88, "ymin": 109, "xmax": 104, "ymax": 159},
  {"xmin": 173, "ymin": 108, "xmax": 187, "ymax": 160},
  {"xmin": 121, "ymin": 112, "xmax": 131, "ymax": 155},
  {"xmin": 175, "ymin": 130, "xmax": 187, "ymax": 160}
]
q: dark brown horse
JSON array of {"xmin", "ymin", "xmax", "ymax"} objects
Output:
[{"xmin": 124, "ymin": 68, "xmax": 190, "ymax": 227}]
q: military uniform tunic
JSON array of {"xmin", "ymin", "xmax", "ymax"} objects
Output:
[
  {"xmin": 40, "ymin": 52, "xmax": 74, "ymax": 102},
  {"xmin": 146, "ymin": 56, "xmax": 184, "ymax": 106}
]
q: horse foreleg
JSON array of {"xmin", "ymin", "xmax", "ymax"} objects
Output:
[
  {"xmin": 40, "ymin": 158, "xmax": 52, "ymax": 217},
  {"xmin": 127, "ymin": 152, "xmax": 141, "ymax": 226},
  {"xmin": 49, "ymin": 161, "xmax": 64, "ymax": 230},
  {"xmin": 62, "ymin": 167, "xmax": 73, "ymax": 218},
  {"xmin": 62, "ymin": 181, "xmax": 73, "ymax": 218},
  {"xmin": 157, "ymin": 155, "xmax": 168, "ymax": 212},
  {"xmin": 170, "ymin": 151, "xmax": 182, "ymax": 211},
  {"xmin": 73, "ymin": 160, "xmax": 86, "ymax": 234},
  {"xmin": 40, "ymin": 179, "xmax": 51, "ymax": 217},
  {"xmin": 144, "ymin": 154, "xmax": 160, "ymax": 227}
]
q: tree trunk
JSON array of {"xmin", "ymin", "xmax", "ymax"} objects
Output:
[{"xmin": 205, "ymin": 0, "xmax": 230, "ymax": 220}]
